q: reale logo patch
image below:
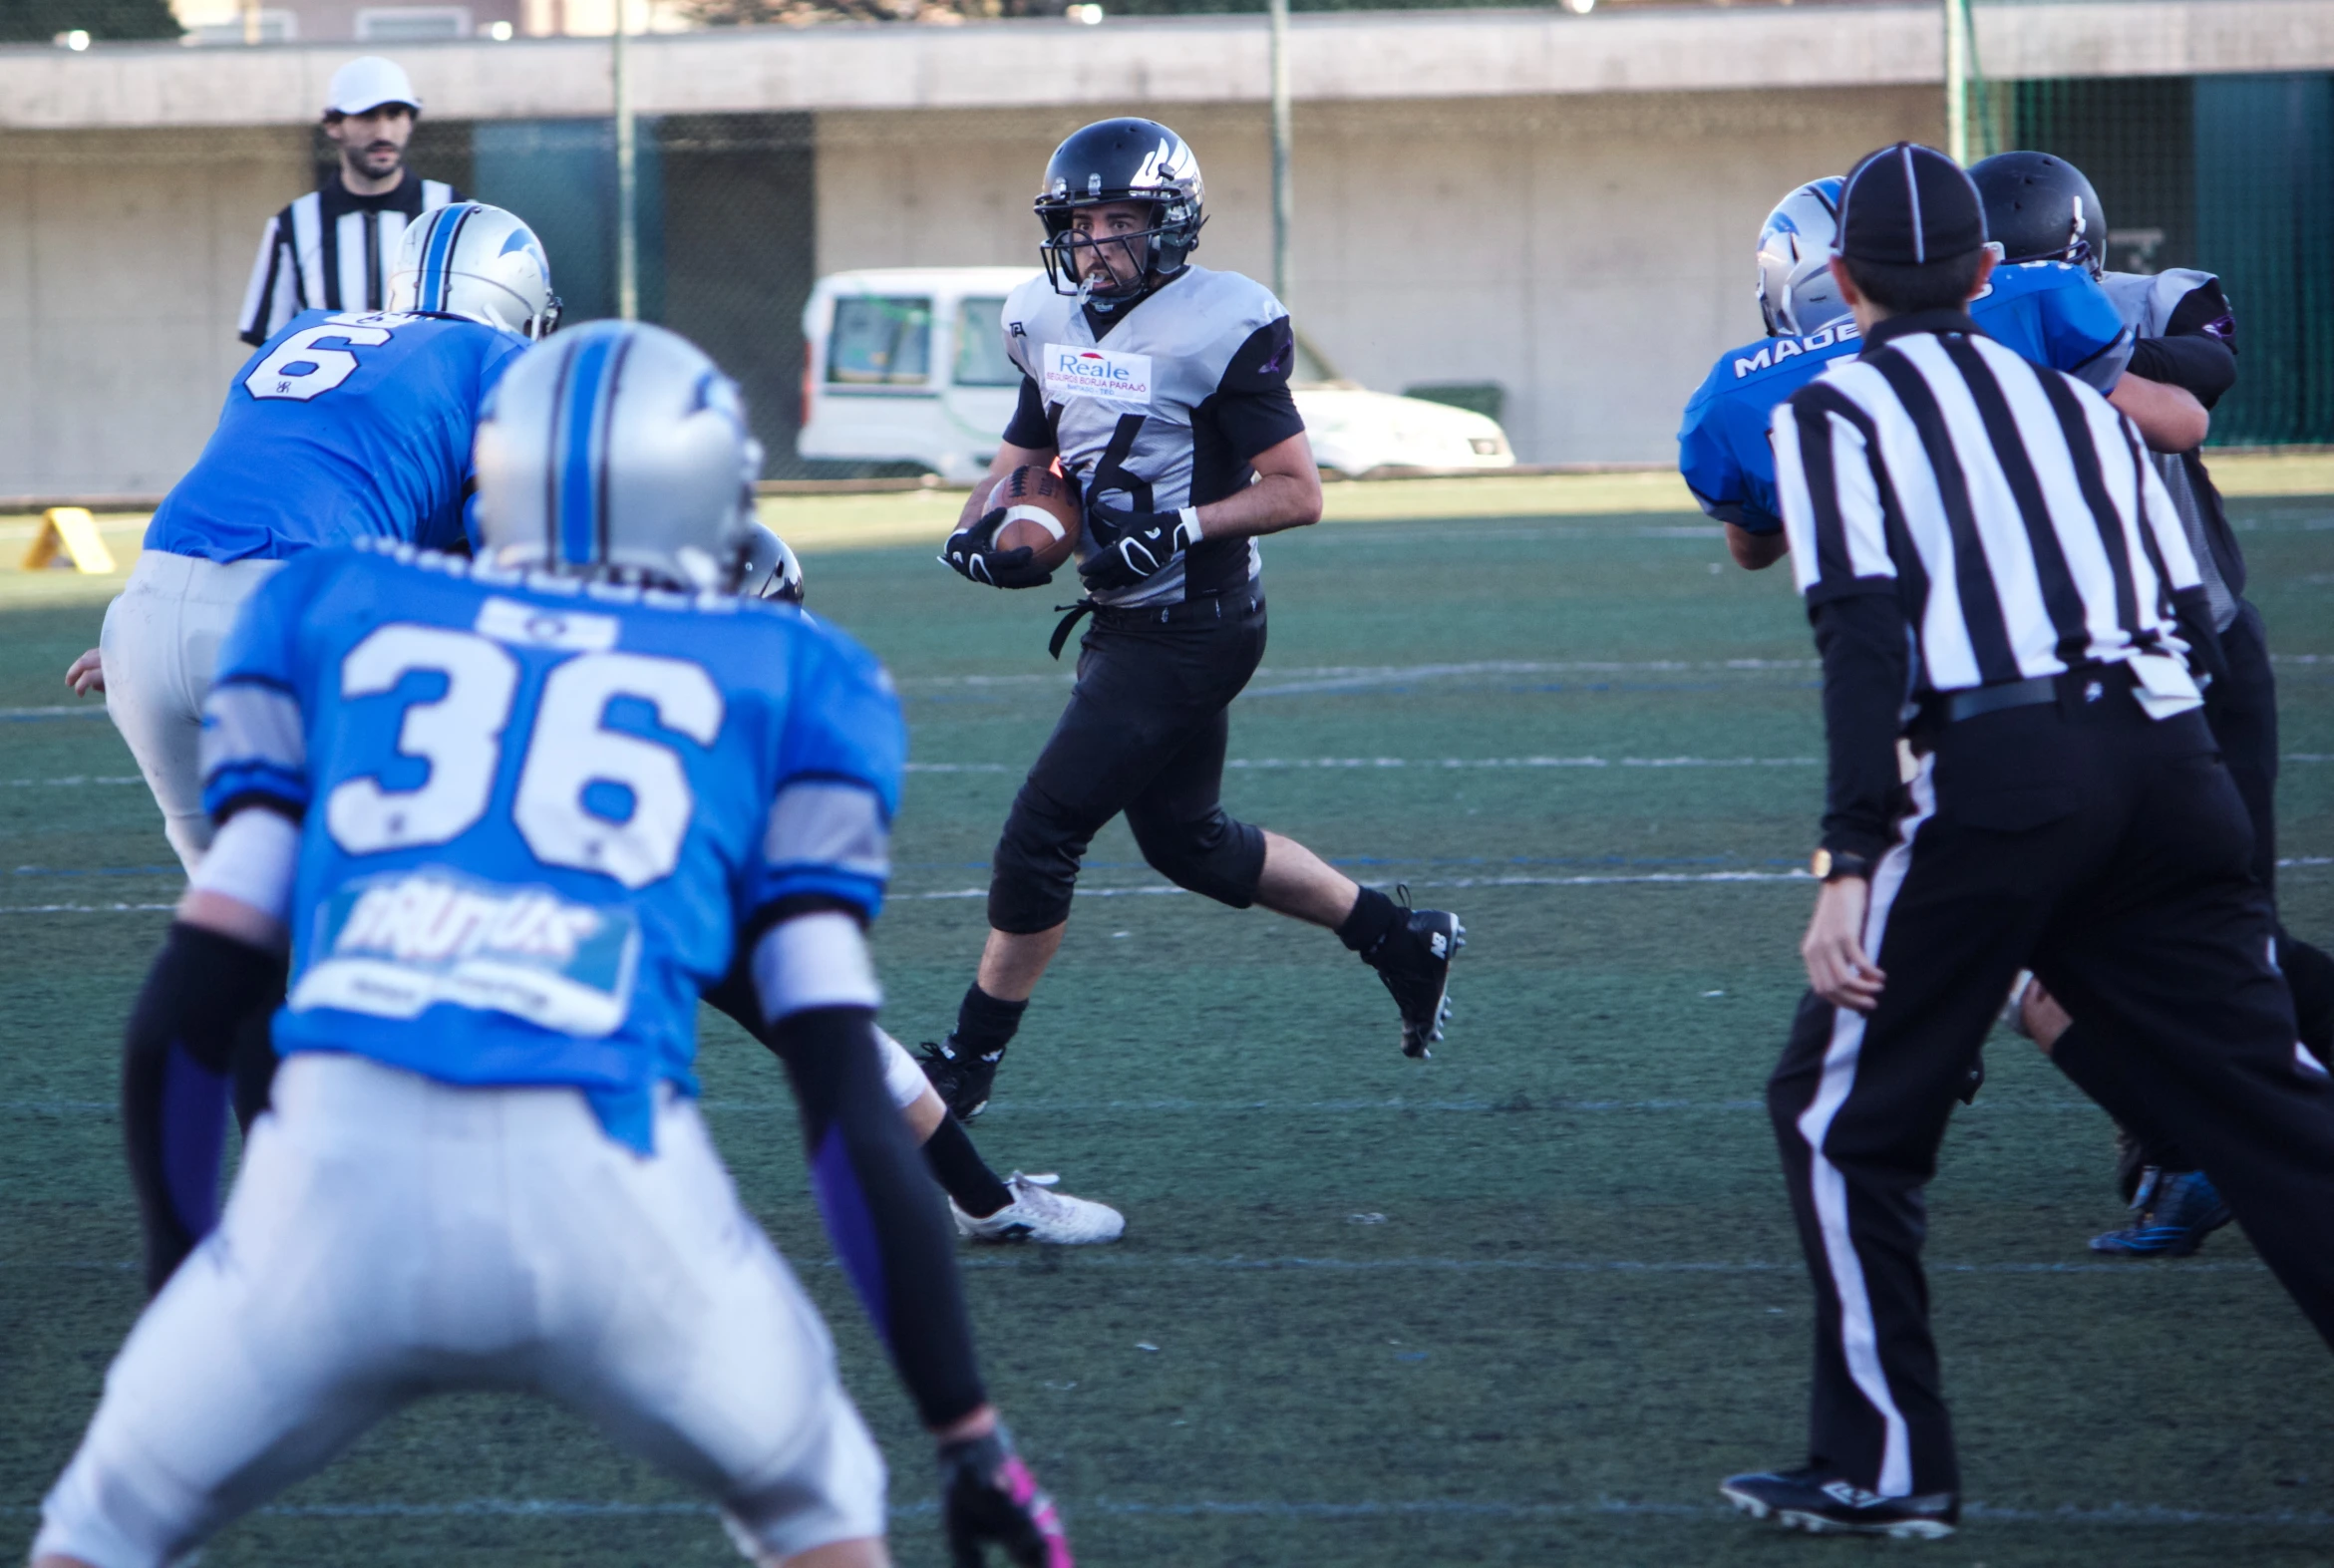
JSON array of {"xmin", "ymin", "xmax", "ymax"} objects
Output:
[{"xmin": 1041, "ymin": 343, "xmax": 1153, "ymax": 411}]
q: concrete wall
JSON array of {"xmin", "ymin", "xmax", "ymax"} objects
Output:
[
  {"xmin": 817, "ymin": 87, "xmax": 1943, "ymax": 464},
  {"xmin": 0, "ymin": 127, "xmax": 307, "ymax": 496}
]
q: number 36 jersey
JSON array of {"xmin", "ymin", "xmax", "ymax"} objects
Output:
[
  {"xmin": 999, "ymin": 266, "xmax": 1307, "ymax": 609},
  {"xmin": 145, "ymin": 309, "xmax": 527, "ymax": 564},
  {"xmin": 200, "ymin": 543, "xmax": 906, "ymax": 1150}
]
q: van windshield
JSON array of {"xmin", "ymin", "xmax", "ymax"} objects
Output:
[
  {"xmin": 829, "ymin": 297, "xmax": 931, "ymax": 385},
  {"xmin": 953, "ymin": 298, "xmax": 1019, "ymax": 387}
]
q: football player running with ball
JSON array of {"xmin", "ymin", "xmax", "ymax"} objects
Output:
[
  {"xmin": 32, "ymin": 322, "xmax": 1071, "ymax": 1568},
  {"xmin": 928, "ymin": 119, "xmax": 1463, "ymax": 1119}
]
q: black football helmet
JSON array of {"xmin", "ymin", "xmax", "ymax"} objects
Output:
[
  {"xmin": 1969, "ymin": 151, "xmax": 2107, "ymax": 278},
  {"xmin": 1034, "ymin": 118, "xmax": 1206, "ymax": 300}
]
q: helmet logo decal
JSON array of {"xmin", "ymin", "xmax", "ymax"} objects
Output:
[{"xmin": 1130, "ymin": 137, "xmax": 1195, "ymax": 191}]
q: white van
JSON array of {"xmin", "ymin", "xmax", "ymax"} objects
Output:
[{"xmin": 797, "ymin": 266, "xmax": 1515, "ymax": 482}]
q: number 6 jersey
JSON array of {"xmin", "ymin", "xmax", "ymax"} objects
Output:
[
  {"xmin": 145, "ymin": 309, "xmax": 527, "ymax": 564},
  {"xmin": 998, "ymin": 266, "xmax": 1307, "ymax": 609},
  {"xmin": 200, "ymin": 542, "xmax": 906, "ymax": 1151}
]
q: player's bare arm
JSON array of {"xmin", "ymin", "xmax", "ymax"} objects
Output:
[
  {"xmin": 2108, "ymin": 372, "xmax": 2210, "ymax": 454},
  {"xmin": 1188, "ymin": 430, "xmax": 1324, "ymax": 541},
  {"xmin": 1726, "ymin": 523, "xmax": 1790, "ymax": 572}
]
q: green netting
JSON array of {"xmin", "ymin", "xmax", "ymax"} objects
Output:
[{"xmin": 2009, "ymin": 72, "xmax": 2334, "ymax": 447}]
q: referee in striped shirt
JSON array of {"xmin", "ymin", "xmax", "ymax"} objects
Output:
[
  {"xmin": 237, "ymin": 57, "xmax": 462, "ymax": 347},
  {"xmin": 1721, "ymin": 144, "xmax": 2334, "ymax": 1541}
]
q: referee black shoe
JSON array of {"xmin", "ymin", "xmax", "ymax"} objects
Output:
[
  {"xmin": 1721, "ymin": 1467, "xmax": 1958, "ymax": 1540},
  {"xmin": 1367, "ymin": 891, "xmax": 1465, "ymax": 1059},
  {"xmin": 917, "ymin": 1037, "xmax": 1002, "ymax": 1121}
]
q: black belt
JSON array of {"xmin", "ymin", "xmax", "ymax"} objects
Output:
[
  {"xmin": 1929, "ymin": 663, "xmax": 2134, "ymax": 725},
  {"xmin": 1047, "ymin": 590, "xmax": 1261, "ymax": 659}
]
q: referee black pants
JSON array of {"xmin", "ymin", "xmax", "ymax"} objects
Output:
[
  {"xmin": 1769, "ymin": 684, "xmax": 2334, "ymax": 1500},
  {"xmin": 987, "ymin": 593, "xmax": 1269, "ymax": 934},
  {"xmin": 2051, "ymin": 602, "xmax": 2334, "ymax": 1170}
]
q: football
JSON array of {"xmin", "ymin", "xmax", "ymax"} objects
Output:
[{"xmin": 988, "ymin": 463, "xmax": 1082, "ymax": 571}]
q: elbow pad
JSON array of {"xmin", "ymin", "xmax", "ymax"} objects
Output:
[
  {"xmin": 766, "ymin": 1004, "xmax": 988, "ymax": 1430},
  {"xmin": 123, "ymin": 922, "xmax": 286, "ymax": 1294}
]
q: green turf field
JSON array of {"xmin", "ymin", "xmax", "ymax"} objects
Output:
[{"xmin": 6, "ymin": 497, "xmax": 2334, "ymax": 1566}]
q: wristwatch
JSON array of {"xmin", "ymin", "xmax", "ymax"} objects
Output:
[{"xmin": 1810, "ymin": 848, "xmax": 1874, "ymax": 882}]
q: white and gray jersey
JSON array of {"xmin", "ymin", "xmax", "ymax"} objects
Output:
[
  {"xmin": 238, "ymin": 175, "xmax": 462, "ymax": 347},
  {"xmin": 999, "ymin": 266, "xmax": 1306, "ymax": 609},
  {"xmin": 2102, "ymin": 267, "xmax": 2242, "ymax": 630}
]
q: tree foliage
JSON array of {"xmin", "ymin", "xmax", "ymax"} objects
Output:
[{"xmin": 0, "ymin": 0, "xmax": 180, "ymax": 42}]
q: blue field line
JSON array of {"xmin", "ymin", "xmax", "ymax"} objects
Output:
[{"xmin": 5, "ymin": 1493, "xmax": 2326, "ymax": 1529}]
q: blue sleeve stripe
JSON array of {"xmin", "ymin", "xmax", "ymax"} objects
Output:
[
  {"xmin": 810, "ymin": 1123, "xmax": 889, "ymax": 1343},
  {"xmin": 746, "ymin": 868, "xmax": 887, "ymax": 923},
  {"xmin": 200, "ymin": 762, "xmax": 310, "ymax": 818}
]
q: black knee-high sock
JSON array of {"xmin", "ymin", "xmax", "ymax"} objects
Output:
[
  {"xmin": 922, "ymin": 1114, "xmax": 1013, "ymax": 1218},
  {"xmin": 1337, "ymin": 885, "xmax": 1402, "ymax": 961},
  {"xmin": 947, "ymin": 984, "xmax": 1026, "ymax": 1063}
]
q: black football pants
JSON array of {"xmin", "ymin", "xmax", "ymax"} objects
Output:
[
  {"xmin": 1769, "ymin": 687, "xmax": 2334, "ymax": 1500},
  {"xmin": 2050, "ymin": 601, "xmax": 2334, "ymax": 1171},
  {"xmin": 987, "ymin": 592, "xmax": 1269, "ymax": 934}
]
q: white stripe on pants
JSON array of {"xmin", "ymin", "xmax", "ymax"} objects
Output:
[
  {"xmin": 1792, "ymin": 756, "xmax": 1937, "ymax": 1498},
  {"xmin": 99, "ymin": 550, "xmax": 284, "ymax": 871}
]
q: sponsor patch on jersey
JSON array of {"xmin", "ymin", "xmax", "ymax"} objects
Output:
[
  {"xmin": 290, "ymin": 867, "xmax": 640, "ymax": 1036},
  {"xmin": 475, "ymin": 595, "xmax": 620, "ymax": 652},
  {"xmin": 1041, "ymin": 343, "xmax": 1153, "ymax": 411}
]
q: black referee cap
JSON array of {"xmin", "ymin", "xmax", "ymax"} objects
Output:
[{"xmin": 1836, "ymin": 143, "xmax": 1988, "ymax": 265}]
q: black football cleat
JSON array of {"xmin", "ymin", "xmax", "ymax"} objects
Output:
[
  {"xmin": 1721, "ymin": 1467, "xmax": 1958, "ymax": 1540},
  {"xmin": 917, "ymin": 1038, "xmax": 1002, "ymax": 1121},
  {"xmin": 1366, "ymin": 890, "xmax": 1465, "ymax": 1059}
]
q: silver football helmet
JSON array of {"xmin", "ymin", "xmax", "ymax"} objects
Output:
[
  {"xmin": 387, "ymin": 201, "xmax": 561, "ymax": 340},
  {"xmin": 1755, "ymin": 177, "xmax": 1850, "ymax": 339},
  {"xmin": 473, "ymin": 321, "xmax": 765, "ymax": 592},
  {"xmin": 739, "ymin": 525, "xmax": 805, "ymax": 604}
]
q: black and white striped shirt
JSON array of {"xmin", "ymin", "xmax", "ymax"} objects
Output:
[
  {"xmin": 237, "ymin": 174, "xmax": 461, "ymax": 346},
  {"xmin": 1774, "ymin": 308, "xmax": 2199, "ymax": 697}
]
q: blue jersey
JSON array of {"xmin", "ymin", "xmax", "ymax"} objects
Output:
[
  {"xmin": 199, "ymin": 543, "xmax": 905, "ymax": 1151},
  {"xmin": 146, "ymin": 310, "xmax": 528, "ymax": 563},
  {"xmin": 1678, "ymin": 262, "xmax": 2135, "ymax": 534}
]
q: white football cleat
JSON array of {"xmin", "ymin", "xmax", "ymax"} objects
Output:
[{"xmin": 952, "ymin": 1172, "xmax": 1125, "ymax": 1246}]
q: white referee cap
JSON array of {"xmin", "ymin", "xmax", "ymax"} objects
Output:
[{"xmin": 325, "ymin": 57, "xmax": 421, "ymax": 117}]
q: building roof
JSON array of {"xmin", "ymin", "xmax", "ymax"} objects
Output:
[{"xmin": 3, "ymin": 0, "xmax": 2330, "ymax": 130}]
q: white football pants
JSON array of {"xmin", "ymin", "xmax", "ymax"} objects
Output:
[
  {"xmin": 98, "ymin": 550, "xmax": 284, "ymax": 872},
  {"xmin": 35, "ymin": 1053, "xmax": 885, "ymax": 1568}
]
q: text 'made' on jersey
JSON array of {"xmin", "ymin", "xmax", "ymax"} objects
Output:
[
  {"xmin": 1000, "ymin": 266, "xmax": 1306, "ymax": 609},
  {"xmin": 1678, "ymin": 261, "xmax": 2137, "ymax": 535},
  {"xmin": 199, "ymin": 543, "xmax": 905, "ymax": 1150},
  {"xmin": 146, "ymin": 311, "xmax": 527, "ymax": 565}
]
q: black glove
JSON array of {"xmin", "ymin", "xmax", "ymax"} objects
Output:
[
  {"xmin": 1078, "ymin": 502, "xmax": 1199, "ymax": 592},
  {"xmin": 939, "ymin": 1424, "xmax": 1073, "ymax": 1568},
  {"xmin": 942, "ymin": 509, "xmax": 1054, "ymax": 590}
]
